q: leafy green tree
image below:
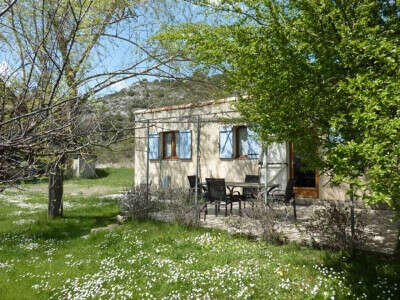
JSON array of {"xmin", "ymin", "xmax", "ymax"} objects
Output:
[{"xmin": 156, "ymin": 0, "xmax": 400, "ymax": 211}]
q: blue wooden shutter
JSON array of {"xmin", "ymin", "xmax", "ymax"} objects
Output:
[
  {"xmin": 247, "ymin": 127, "xmax": 260, "ymax": 159},
  {"xmin": 179, "ymin": 129, "xmax": 192, "ymax": 159},
  {"xmin": 219, "ymin": 126, "xmax": 233, "ymax": 158},
  {"xmin": 148, "ymin": 133, "xmax": 159, "ymax": 160},
  {"xmin": 328, "ymin": 127, "xmax": 344, "ymax": 144}
]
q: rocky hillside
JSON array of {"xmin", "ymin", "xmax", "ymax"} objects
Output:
[
  {"xmin": 93, "ymin": 74, "xmax": 231, "ymax": 166},
  {"xmin": 98, "ymin": 74, "xmax": 231, "ymax": 118}
]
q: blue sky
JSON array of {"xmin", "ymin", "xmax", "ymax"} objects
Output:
[
  {"xmin": 86, "ymin": 0, "xmax": 219, "ymax": 96},
  {"xmin": 0, "ymin": 0, "xmax": 219, "ymax": 97}
]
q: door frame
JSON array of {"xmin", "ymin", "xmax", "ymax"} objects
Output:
[{"xmin": 289, "ymin": 144, "xmax": 319, "ymax": 198}]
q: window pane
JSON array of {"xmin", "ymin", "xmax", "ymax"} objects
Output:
[
  {"xmin": 238, "ymin": 127, "xmax": 248, "ymax": 156},
  {"xmin": 165, "ymin": 133, "xmax": 172, "ymax": 157}
]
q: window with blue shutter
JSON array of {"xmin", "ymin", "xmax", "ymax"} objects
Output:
[
  {"xmin": 148, "ymin": 133, "xmax": 159, "ymax": 160},
  {"xmin": 328, "ymin": 127, "xmax": 344, "ymax": 144},
  {"xmin": 247, "ymin": 127, "xmax": 260, "ymax": 159},
  {"xmin": 179, "ymin": 129, "xmax": 192, "ymax": 159},
  {"xmin": 219, "ymin": 126, "xmax": 233, "ymax": 158}
]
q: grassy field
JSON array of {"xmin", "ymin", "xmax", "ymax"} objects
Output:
[
  {"xmin": 20, "ymin": 168, "xmax": 134, "ymax": 196},
  {"xmin": 0, "ymin": 168, "xmax": 399, "ymax": 299}
]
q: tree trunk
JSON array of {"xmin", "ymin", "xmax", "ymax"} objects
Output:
[{"xmin": 48, "ymin": 165, "xmax": 64, "ymax": 218}]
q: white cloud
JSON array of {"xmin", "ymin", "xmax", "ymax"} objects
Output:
[{"xmin": 112, "ymin": 80, "xmax": 129, "ymax": 91}]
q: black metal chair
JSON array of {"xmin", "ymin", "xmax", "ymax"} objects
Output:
[
  {"xmin": 187, "ymin": 175, "xmax": 207, "ymax": 198},
  {"xmin": 270, "ymin": 179, "xmax": 297, "ymax": 220},
  {"xmin": 243, "ymin": 175, "xmax": 280, "ymax": 205},
  {"xmin": 205, "ymin": 178, "xmax": 241, "ymax": 217},
  {"xmin": 242, "ymin": 175, "xmax": 260, "ymax": 207}
]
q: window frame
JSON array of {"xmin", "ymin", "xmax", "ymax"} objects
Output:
[{"xmin": 162, "ymin": 131, "xmax": 179, "ymax": 160}]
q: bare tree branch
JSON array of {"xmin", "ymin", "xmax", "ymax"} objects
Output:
[{"xmin": 0, "ymin": 0, "xmax": 17, "ymax": 18}]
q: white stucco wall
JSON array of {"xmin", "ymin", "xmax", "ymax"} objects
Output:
[{"xmin": 134, "ymin": 99, "xmax": 260, "ymax": 189}]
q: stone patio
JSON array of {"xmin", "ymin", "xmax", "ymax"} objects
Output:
[{"xmin": 152, "ymin": 200, "xmax": 399, "ymax": 255}]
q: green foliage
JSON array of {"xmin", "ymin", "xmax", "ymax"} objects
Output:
[{"xmin": 156, "ymin": 0, "xmax": 400, "ymax": 209}]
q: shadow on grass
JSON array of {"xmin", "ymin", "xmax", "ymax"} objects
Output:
[
  {"xmin": 322, "ymin": 250, "xmax": 400, "ymax": 299},
  {"xmin": 1, "ymin": 211, "xmax": 118, "ymax": 247},
  {"xmin": 22, "ymin": 168, "xmax": 110, "ymax": 185},
  {"xmin": 94, "ymin": 168, "xmax": 110, "ymax": 179},
  {"xmin": 22, "ymin": 177, "xmax": 48, "ymax": 184}
]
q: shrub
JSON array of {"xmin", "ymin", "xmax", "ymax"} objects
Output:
[
  {"xmin": 119, "ymin": 185, "xmax": 160, "ymax": 219},
  {"xmin": 162, "ymin": 188, "xmax": 202, "ymax": 227},
  {"xmin": 300, "ymin": 200, "xmax": 368, "ymax": 250},
  {"xmin": 119, "ymin": 185, "xmax": 203, "ymax": 226},
  {"xmin": 240, "ymin": 197, "xmax": 287, "ymax": 244}
]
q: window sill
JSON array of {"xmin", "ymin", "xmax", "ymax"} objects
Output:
[
  {"xmin": 236, "ymin": 156, "xmax": 259, "ymax": 160},
  {"xmin": 219, "ymin": 156, "xmax": 259, "ymax": 160},
  {"xmin": 235, "ymin": 155, "xmax": 248, "ymax": 160}
]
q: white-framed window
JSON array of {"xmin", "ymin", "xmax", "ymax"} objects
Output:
[{"xmin": 163, "ymin": 131, "xmax": 179, "ymax": 159}]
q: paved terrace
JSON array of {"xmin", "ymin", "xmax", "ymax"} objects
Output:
[{"xmin": 150, "ymin": 200, "xmax": 399, "ymax": 255}]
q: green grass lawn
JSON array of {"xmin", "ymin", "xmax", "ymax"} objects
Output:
[
  {"xmin": 66, "ymin": 167, "xmax": 134, "ymax": 187},
  {"xmin": 20, "ymin": 168, "xmax": 134, "ymax": 196},
  {"xmin": 0, "ymin": 168, "xmax": 399, "ymax": 299}
]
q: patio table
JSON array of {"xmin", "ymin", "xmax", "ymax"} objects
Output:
[
  {"xmin": 225, "ymin": 182, "xmax": 265, "ymax": 189},
  {"xmin": 200, "ymin": 180, "xmax": 279, "ymax": 216},
  {"xmin": 225, "ymin": 182, "xmax": 279, "ymax": 215},
  {"xmin": 225, "ymin": 181, "xmax": 279, "ymax": 207},
  {"xmin": 225, "ymin": 181, "xmax": 279, "ymax": 193},
  {"xmin": 201, "ymin": 181, "xmax": 278, "ymax": 197}
]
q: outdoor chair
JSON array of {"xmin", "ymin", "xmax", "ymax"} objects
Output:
[
  {"xmin": 187, "ymin": 175, "xmax": 207, "ymax": 198},
  {"xmin": 269, "ymin": 179, "xmax": 297, "ymax": 220},
  {"xmin": 242, "ymin": 175, "xmax": 260, "ymax": 207},
  {"xmin": 204, "ymin": 178, "xmax": 241, "ymax": 218},
  {"xmin": 256, "ymin": 184, "xmax": 280, "ymax": 201},
  {"xmin": 242, "ymin": 175, "xmax": 280, "ymax": 207}
]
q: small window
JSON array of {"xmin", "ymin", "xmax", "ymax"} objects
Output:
[{"xmin": 163, "ymin": 131, "xmax": 179, "ymax": 159}]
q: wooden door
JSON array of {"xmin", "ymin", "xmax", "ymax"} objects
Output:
[{"xmin": 289, "ymin": 144, "xmax": 319, "ymax": 198}]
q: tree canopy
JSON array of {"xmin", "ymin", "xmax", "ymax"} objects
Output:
[{"xmin": 156, "ymin": 0, "xmax": 400, "ymax": 209}]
